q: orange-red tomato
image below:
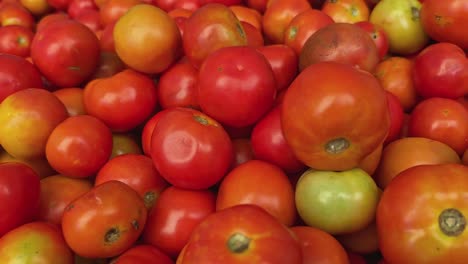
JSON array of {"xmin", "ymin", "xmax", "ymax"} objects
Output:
[
  {"xmin": 112, "ymin": 244, "xmax": 174, "ymax": 264},
  {"xmin": 53, "ymin": 87, "xmax": 86, "ymax": 117},
  {"xmin": 321, "ymin": 0, "xmax": 369, "ymax": 23},
  {"xmin": 229, "ymin": 5, "xmax": 262, "ymax": 31},
  {"xmin": 99, "ymin": 0, "xmax": 142, "ymax": 27}
]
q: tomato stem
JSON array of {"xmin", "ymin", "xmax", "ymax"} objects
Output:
[
  {"xmin": 227, "ymin": 232, "xmax": 251, "ymax": 254},
  {"xmin": 325, "ymin": 137, "xmax": 350, "ymax": 154},
  {"xmin": 438, "ymin": 208, "xmax": 466, "ymax": 237}
]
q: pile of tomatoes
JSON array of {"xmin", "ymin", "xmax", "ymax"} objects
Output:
[{"xmin": 0, "ymin": 0, "xmax": 467, "ymax": 263}]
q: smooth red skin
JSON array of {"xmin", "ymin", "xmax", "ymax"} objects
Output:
[
  {"xmin": 413, "ymin": 42, "xmax": 468, "ymax": 99},
  {"xmin": 421, "ymin": 0, "xmax": 468, "ymax": 50},
  {"xmin": 0, "ymin": 54, "xmax": 44, "ymax": 102},
  {"xmin": 174, "ymin": 0, "xmax": 200, "ymax": 11},
  {"xmin": 53, "ymin": 87, "xmax": 86, "ymax": 116},
  {"xmin": 154, "ymin": 0, "xmax": 178, "ymax": 12},
  {"xmin": 173, "ymin": 16, "xmax": 187, "ymax": 37},
  {"xmin": 231, "ymin": 138, "xmax": 255, "ymax": 168},
  {"xmin": 0, "ymin": 162, "xmax": 40, "ymax": 236},
  {"xmin": 141, "ymin": 110, "xmax": 172, "ymax": 156},
  {"xmin": 38, "ymin": 175, "xmax": 93, "ymax": 226},
  {"xmin": 0, "ymin": 3, "xmax": 35, "ymax": 30},
  {"xmin": 45, "ymin": 115, "xmax": 113, "ymax": 178},
  {"xmin": 251, "ymin": 106, "xmax": 306, "ymax": 174},
  {"xmin": 91, "ymin": 51, "xmax": 126, "ymax": 79},
  {"xmin": 355, "ymin": 21, "xmax": 390, "ymax": 60},
  {"xmin": 99, "ymin": 21, "xmax": 116, "ymax": 52},
  {"xmin": 94, "ymin": 154, "xmax": 169, "ymax": 207},
  {"xmin": 75, "ymin": 9, "xmax": 103, "ymax": 34},
  {"xmin": 0, "ymin": 222, "xmax": 74, "ymax": 263},
  {"xmin": 36, "ymin": 12, "xmax": 70, "ymax": 33},
  {"xmin": 31, "ymin": 19, "xmax": 100, "ymax": 88},
  {"xmin": 198, "ymin": 46, "xmax": 277, "ymax": 128},
  {"xmin": 407, "ymin": 97, "xmax": 468, "ymax": 155},
  {"xmin": 143, "ymin": 186, "xmax": 216, "ymax": 258},
  {"xmin": 150, "ymin": 107, "xmax": 234, "ymax": 189},
  {"xmin": 48, "ymin": 0, "xmax": 73, "ymax": 10},
  {"xmin": 0, "ymin": 25, "xmax": 34, "ymax": 58},
  {"xmin": 245, "ymin": 0, "xmax": 268, "ymax": 13},
  {"xmin": 179, "ymin": 204, "xmax": 302, "ymax": 264},
  {"xmin": 383, "ymin": 91, "xmax": 405, "ymax": 146},
  {"xmin": 157, "ymin": 60, "xmax": 199, "ymax": 110},
  {"xmin": 242, "ymin": 21, "xmax": 264, "ymax": 48},
  {"xmin": 67, "ymin": 0, "xmax": 98, "ymax": 19},
  {"xmin": 113, "ymin": 245, "xmax": 174, "ymax": 264},
  {"xmin": 257, "ymin": 44, "xmax": 298, "ymax": 91},
  {"xmin": 83, "ymin": 69, "xmax": 158, "ymax": 132}
]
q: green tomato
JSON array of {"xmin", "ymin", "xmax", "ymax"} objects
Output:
[
  {"xmin": 295, "ymin": 168, "xmax": 380, "ymax": 235},
  {"xmin": 370, "ymin": 0, "xmax": 429, "ymax": 55}
]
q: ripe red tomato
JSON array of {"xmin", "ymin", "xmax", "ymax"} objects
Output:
[
  {"xmin": 383, "ymin": 91, "xmax": 405, "ymax": 145},
  {"xmin": 53, "ymin": 87, "xmax": 87, "ymax": 117},
  {"xmin": 83, "ymin": 69, "xmax": 158, "ymax": 132},
  {"xmin": 198, "ymin": 46, "xmax": 277, "ymax": 127},
  {"xmin": 143, "ymin": 186, "xmax": 216, "ymax": 258},
  {"xmin": 99, "ymin": 0, "xmax": 141, "ymax": 27},
  {"xmin": 0, "ymin": 25, "xmax": 34, "ymax": 57},
  {"xmin": 0, "ymin": 162, "xmax": 40, "ymax": 236},
  {"xmin": 355, "ymin": 21, "xmax": 390, "ymax": 60},
  {"xmin": 67, "ymin": 0, "xmax": 97, "ymax": 19},
  {"xmin": 112, "ymin": 244, "xmax": 174, "ymax": 264},
  {"xmin": 377, "ymin": 163, "xmax": 468, "ymax": 264},
  {"xmin": 178, "ymin": 204, "xmax": 302, "ymax": 264},
  {"xmin": 0, "ymin": 221, "xmax": 74, "ymax": 263},
  {"xmin": 31, "ymin": 19, "xmax": 100, "ymax": 88},
  {"xmin": 281, "ymin": 61, "xmax": 390, "ymax": 171},
  {"xmin": 141, "ymin": 109, "xmax": 171, "ymax": 156},
  {"xmin": 45, "ymin": 115, "xmax": 113, "ymax": 178},
  {"xmin": 62, "ymin": 181, "xmax": 148, "ymax": 258},
  {"xmin": 150, "ymin": 107, "xmax": 233, "ymax": 189},
  {"xmin": 0, "ymin": 2, "xmax": 35, "ymax": 30},
  {"xmin": 216, "ymin": 160, "xmax": 297, "ymax": 226},
  {"xmin": 94, "ymin": 154, "xmax": 169, "ymax": 208},
  {"xmin": 413, "ymin": 42, "xmax": 468, "ymax": 99}
]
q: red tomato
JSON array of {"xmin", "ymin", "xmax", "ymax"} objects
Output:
[
  {"xmin": 231, "ymin": 138, "xmax": 255, "ymax": 168},
  {"xmin": 383, "ymin": 91, "xmax": 405, "ymax": 145},
  {"xmin": 290, "ymin": 226, "xmax": 350, "ymax": 264},
  {"xmin": 31, "ymin": 19, "xmax": 100, "ymax": 88},
  {"xmin": 83, "ymin": 69, "xmax": 158, "ymax": 132},
  {"xmin": 112, "ymin": 244, "xmax": 174, "ymax": 264},
  {"xmin": 157, "ymin": 59, "xmax": 199, "ymax": 110},
  {"xmin": 0, "ymin": 222, "xmax": 74, "ymax": 263},
  {"xmin": 408, "ymin": 97, "xmax": 468, "ymax": 155},
  {"xmin": 0, "ymin": 162, "xmax": 40, "ymax": 236},
  {"xmin": 35, "ymin": 12, "xmax": 70, "ymax": 32},
  {"xmin": 141, "ymin": 110, "xmax": 171, "ymax": 156},
  {"xmin": 94, "ymin": 154, "xmax": 169, "ymax": 209},
  {"xmin": 75, "ymin": 9, "xmax": 103, "ymax": 34},
  {"xmin": 38, "ymin": 175, "xmax": 93, "ymax": 226},
  {"xmin": 355, "ymin": 21, "xmax": 390, "ymax": 60},
  {"xmin": 0, "ymin": 2, "xmax": 35, "ymax": 30},
  {"xmin": 250, "ymin": 106, "xmax": 306, "ymax": 174},
  {"xmin": 150, "ymin": 107, "xmax": 233, "ymax": 189},
  {"xmin": 198, "ymin": 46, "xmax": 277, "ymax": 127},
  {"xmin": 67, "ymin": 0, "xmax": 97, "ymax": 19},
  {"xmin": 413, "ymin": 42, "xmax": 468, "ymax": 99},
  {"xmin": 62, "ymin": 181, "xmax": 148, "ymax": 258},
  {"xmin": 0, "ymin": 53, "xmax": 44, "ymax": 103},
  {"xmin": 178, "ymin": 204, "xmax": 302, "ymax": 264},
  {"xmin": 242, "ymin": 21, "xmax": 264, "ymax": 47},
  {"xmin": 0, "ymin": 25, "xmax": 34, "ymax": 57},
  {"xmin": 281, "ymin": 61, "xmax": 390, "ymax": 171},
  {"xmin": 321, "ymin": 0, "xmax": 369, "ymax": 23},
  {"xmin": 53, "ymin": 87, "xmax": 87, "ymax": 117},
  {"xmin": 377, "ymin": 163, "xmax": 468, "ymax": 264},
  {"xmin": 45, "ymin": 115, "xmax": 113, "ymax": 178},
  {"xmin": 256, "ymin": 44, "xmax": 298, "ymax": 91},
  {"xmin": 143, "ymin": 186, "xmax": 216, "ymax": 258},
  {"xmin": 99, "ymin": 0, "xmax": 141, "ymax": 27}
]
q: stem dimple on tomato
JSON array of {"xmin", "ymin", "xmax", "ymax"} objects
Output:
[
  {"xmin": 439, "ymin": 208, "xmax": 466, "ymax": 237},
  {"xmin": 227, "ymin": 232, "xmax": 251, "ymax": 254},
  {"xmin": 325, "ymin": 137, "xmax": 350, "ymax": 154},
  {"xmin": 104, "ymin": 227, "xmax": 120, "ymax": 244}
]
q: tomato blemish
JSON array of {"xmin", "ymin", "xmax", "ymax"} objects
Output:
[
  {"xmin": 104, "ymin": 227, "xmax": 120, "ymax": 244},
  {"xmin": 227, "ymin": 232, "xmax": 251, "ymax": 254}
]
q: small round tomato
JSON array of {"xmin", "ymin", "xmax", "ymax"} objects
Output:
[
  {"xmin": 45, "ymin": 115, "xmax": 113, "ymax": 178},
  {"xmin": 0, "ymin": 162, "xmax": 40, "ymax": 236},
  {"xmin": 62, "ymin": 181, "xmax": 148, "ymax": 259},
  {"xmin": 295, "ymin": 168, "xmax": 380, "ymax": 235},
  {"xmin": 0, "ymin": 2, "xmax": 35, "ymax": 30},
  {"xmin": 95, "ymin": 154, "xmax": 168, "ymax": 208},
  {"xmin": 216, "ymin": 160, "xmax": 297, "ymax": 226},
  {"xmin": 112, "ymin": 244, "xmax": 174, "ymax": 264},
  {"xmin": 377, "ymin": 163, "xmax": 468, "ymax": 264},
  {"xmin": 150, "ymin": 107, "xmax": 233, "ymax": 190},
  {"xmin": 53, "ymin": 87, "xmax": 87, "ymax": 117},
  {"xmin": 67, "ymin": 0, "xmax": 97, "ymax": 19},
  {"xmin": 0, "ymin": 25, "xmax": 34, "ymax": 57},
  {"xmin": 355, "ymin": 21, "xmax": 390, "ymax": 60},
  {"xmin": 142, "ymin": 186, "xmax": 216, "ymax": 258},
  {"xmin": 321, "ymin": 0, "xmax": 369, "ymax": 23},
  {"xmin": 178, "ymin": 204, "xmax": 302, "ymax": 264}
]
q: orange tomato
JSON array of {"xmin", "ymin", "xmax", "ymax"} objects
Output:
[
  {"xmin": 321, "ymin": 0, "xmax": 369, "ymax": 23},
  {"xmin": 20, "ymin": 0, "xmax": 51, "ymax": 16},
  {"xmin": 53, "ymin": 87, "xmax": 86, "ymax": 117}
]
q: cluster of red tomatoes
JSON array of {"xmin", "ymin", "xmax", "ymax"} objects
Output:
[{"xmin": 0, "ymin": 0, "xmax": 467, "ymax": 263}]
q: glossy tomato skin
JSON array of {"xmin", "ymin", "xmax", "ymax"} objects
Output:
[
  {"xmin": 421, "ymin": 0, "xmax": 468, "ymax": 50},
  {"xmin": 150, "ymin": 107, "xmax": 233, "ymax": 189},
  {"xmin": 112, "ymin": 244, "xmax": 174, "ymax": 264},
  {"xmin": 0, "ymin": 221, "xmax": 74, "ymax": 263},
  {"xmin": 0, "ymin": 162, "xmax": 40, "ymax": 236},
  {"xmin": 45, "ymin": 115, "xmax": 113, "ymax": 178},
  {"xmin": 142, "ymin": 186, "xmax": 216, "ymax": 258},
  {"xmin": 83, "ymin": 69, "xmax": 158, "ymax": 132},
  {"xmin": 413, "ymin": 42, "xmax": 468, "ymax": 99},
  {"xmin": 178, "ymin": 204, "xmax": 302, "ymax": 264},
  {"xmin": 31, "ymin": 19, "xmax": 100, "ymax": 88},
  {"xmin": 141, "ymin": 109, "xmax": 171, "ymax": 156},
  {"xmin": 53, "ymin": 87, "xmax": 87, "ymax": 117},
  {"xmin": 383, "ymin": 91, "xmax": 404, "ymax": 145},
  {"xmin": 0, "ymin": 25, "xmax": 34, "ymax": 57},
  {"xmin": 62, "ymin": 181, "xmax": 148, "ymax": 259},
  {"xmin": 198, "ymin": 46, "xmax": 277, "ymax": 128},
  {"xmin": 355, "ymin": 21, "xmax": 390, "ymax": 60},
  {"xmin": 251, "ymin": 106, "xmax": 306, "ymax": 174},
  {"xmin": 281, "ymin": 61, "xmax": 390, "ymax": 171},
  {"xmin": 377, "ymin": 164, "xmax": 468, "ymax": 264}
]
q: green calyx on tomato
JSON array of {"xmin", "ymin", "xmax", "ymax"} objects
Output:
[
  {"xmin": 325, "ymin": 137, "xmax": 350, "ymax": 154},
  {"xmin": 193, "ymin": 114, "xmax": 218, "ymax": 127},
  {"xmin": 227, "ymin": 232, "xmax": 251, "ymax": 253},
  {"xmin": 439, "ymin": 208, "xmax": 466, "ymax": 237}
]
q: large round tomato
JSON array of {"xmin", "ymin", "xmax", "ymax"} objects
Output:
[
  {"xmin": 62, "ymin": 181, "xmax": 147, "ymax": 258},
  {"xmin": 377, "ymin": 163, "xmax": 468, "ymax": 264},
  {"xmin": 177, "ymin": 204, "xmax": 302, "ymax": 264},
  {"xmin": 281, "ymin": 61, "xmax": 390, "ymax": 171},
  {"xmin": 150, "ymin": 107, "xmax": 233, "ymax": 189},
  {"xmin": 0, "ymin": 162, "xmax": 40, "ymax": 236}
]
